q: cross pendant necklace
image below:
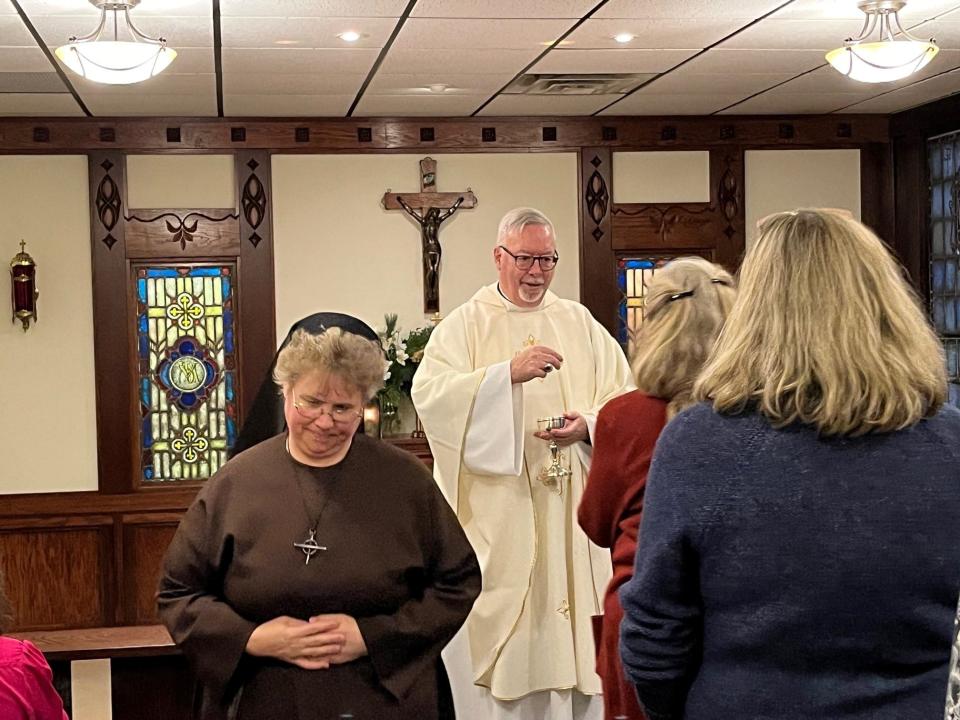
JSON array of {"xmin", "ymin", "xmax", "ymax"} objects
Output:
[{"xmin": 293, "ymin": 529, "xmax": 327, "ymax": 565}]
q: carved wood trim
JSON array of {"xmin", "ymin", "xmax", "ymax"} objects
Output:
[
  {"xmin": 235, "ymin": 151, "xmax": 276, "ymax": 425},
  {"xmin": 124, "ymin": 209, "xmax": 241, "ymax": 258},
  {"xmin": 579, "ymin": 147, "xmax": 618, "ymax": 336},
  {"xmin": 0, "ymin": 116, "xmax": 890, "ymax": 151},
  {"xmin": 90, "ymin": 153, "xmax": 133, "ymax": 495}
]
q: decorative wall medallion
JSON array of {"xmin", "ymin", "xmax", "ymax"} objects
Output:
[
  {"xmin": 155, "ymin": 336, "xmax": 221, "ymax": 411},
  {"xmin": 718, "ymin": 157, "xmax": 740, "ymax": 239}
]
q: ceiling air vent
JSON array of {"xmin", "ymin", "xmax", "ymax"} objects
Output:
[{"xmin": 503, "ymin": 73, "xmax": 654, "ymax": 96}]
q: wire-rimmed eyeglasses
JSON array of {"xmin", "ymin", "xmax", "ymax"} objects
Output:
[
  {"xmin": 292, "ymin": 389, "xmax": 362, "ymax": 424},
  {"xmin": 497, "ymin": 245, "xmax": 559, "ymax": 271}
]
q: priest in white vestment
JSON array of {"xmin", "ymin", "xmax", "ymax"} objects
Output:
[{"xmin": 411, "ymin": 207, "xmax": 634, "ymax": 720}]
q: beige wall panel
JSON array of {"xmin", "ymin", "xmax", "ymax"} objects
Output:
[
  {"xmin": 71, "ymin": 659, "xmax": 112, "ymax": 720},
  {"xmin": 744, "ymin": 149, "xmax": 861, "ymax": 248},
  {"xmin": 272, "ymin": 153, "xmax": 580, "ymax": 339},
  {"xmin": 612, "ymin": 150, "xmax": 711, "ymax": 204},
  {"xmin": 0, "ymin": 156, "xmax": 97, "ymax": 494},
  {"xmin": 126, "ymin": 154, "xmax": 236, "ymax": 209}
]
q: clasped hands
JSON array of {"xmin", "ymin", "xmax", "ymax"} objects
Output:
[
  {"xmin": 510, "ymin": 345, "xmax": 588, "ymax": 447},
  {"xmin": 245, "ymin": 613, "xmax": 367, "ymax": 670}
]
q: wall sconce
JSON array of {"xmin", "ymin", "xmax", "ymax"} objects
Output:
[
  {"xmin": 363, "ymin": 400, "xmax": 381, "ymax": 438},
  {"xmin": 10, "ymin": 240, "xmax": 38, "ymax": 332}
]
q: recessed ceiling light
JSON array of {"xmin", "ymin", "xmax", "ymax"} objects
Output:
[
  {"xmin": 613, "ymin": 33, "xmax": 635, "ymax": 44},
  {"xmin": 274, "ymin": 39, "xmax": 299, "ymax": 45},
  {"xmin": 338, "ymin": 31, "xmax": 362, "ymax": 42},
  {"xmin": 428, "ymin": 83, "xmax": 448, "ymax": 93},
  {"xmin": 541, "ymin": 39, "xmax": 575, "ymax": 47}
]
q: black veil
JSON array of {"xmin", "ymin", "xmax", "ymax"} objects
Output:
[{"xmin": 229, "ymin": 312, "xmax": 380, "ymax": 458}]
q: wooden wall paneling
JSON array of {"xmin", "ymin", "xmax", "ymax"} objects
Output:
[
  {"xmin": 892, "ymin": 133, "xmax": 929, "ymax": 296},
  {"xmin": 236, "ymin": 150, "xmax": 276, "ymax": 423},
  {"xmin": 90, "ymin": 152, "xmax": 133, "ymax": 495},
  {"xmin": 579, "ymin": 147, "xmax": 618, "ymax": 336},
  {"xmin": 123, "ymin": 209, "xmax": 241, "ymax": 258},
  {"xmin": 860, "ymin": 143, "xmax": 896, "ymax": 245},
  {"xmin": 611, "ymin": 203, "xmax": 724, "ymax": 251},
  {"xmin": 0, "ymin": 516, "xmax": 115, "ymax": 631},
  {"xmin": 120, "ymin": 514, "xmax": 182, "ymax": 625}
]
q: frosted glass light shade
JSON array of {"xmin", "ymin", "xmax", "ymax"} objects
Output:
[
  {"xmin": 55, "ymin": 41, "xmax": 176, "ymax": 84},
  {"xmin": 826, "ymin": 40, "xmax": 938, "ymax": 83}
]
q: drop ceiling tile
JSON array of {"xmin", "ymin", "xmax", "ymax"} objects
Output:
[
  {"xmin": 775, "ymin": 0, "xmax": 960, "ymax": 23},
  {"xmin": 477, "ymin": 93, "xmax": 619, "ymax": 115},
  {"xmin": 533, "ymin": 48, "xmax": 699, "ymax": 74},
  {"xmin": 223, "ymin": 72, "xmax": 368, "ymax": 94},
  {"xmin": 377, "ymin": 47, "xmax": 540, "ymax": 74},
  {"xmin": 564, "ymin": 17, "xmax": 751, "ymax": 49},
  {"xmin": 412, "ymin": 0, "xmax": 597, "ymax": 18},
  {"xmin": 30, "ymin": 15, "xmax": 212, "ymax": 49},
  {"xmin": 353, "ymin": 93, "xmax": 489, "ymax": 115},
  {"xmin": 837, "ymin": 68, "xmax": 960, "ymax": 112},
  {"xmin": 598, "ymin": 91, "xmax": 751, "ymax": 114},
  {"xmin": 366, "ymin": 72, "xmax": 515, "ymax": 94},
  {"xmin": 84, "ymin": 93, "xmax": 217, "ymax": 115},
  {"xmin": 721, "ymin": 19, "xmax": 856, "ymax": 50},
  {"xmin": 223, "ymin": 93, "xmax": 355, "ymax": 115},
  {"xmin": 719, "ymin": 90, "xmax": 874, "ymax": 113},
  {"xmin": 0, "ymin": 92, "xmax": 83, "ymax": 115},
  {"xmin": 680, "ymin": 48, "xmax": 829, "ymax": 74},
  {"xmin": 914, "ymin": 20, "xmax": 960, "ymax": 49},
  {"xmin": 0, "ymin": 46, "xmax": 56, "ymax": 72},
  {"xmin": 595, "ymin": 0, "xmax": 788, "ymax": 19},
  {"xmin": 221, "ymin": 16, "xmax": 398, "ymax": 49},
  {"xmin": 19, "ymin": 0, "xmax": 211, "ymax": 17},
  {"xmin": 221, "ymin": 47, "xmax": 379, "ymax": 74},
  {"xmin": 642, "ymin": 70, "xmax": 796, "ymax": 95},
  {"xmin": 73, "ymin": 73, "xmax": 215, "ymax": 95},
  {"xmin": 219, "ymin": 1, "xmax": 409, "ymax": 17},
  {"xmin": 148, "ymin": 47, "xmax": 215, "ymax": 74},
  {"xmin": 0, "ymin": 16, "xmax": 38, "ymax": 45},
  {"xmin": 391, "ymin": 18, "xmax": 572, "ymax": 50},
  {"xmin": 0, "ymin": 71, "xmax": 63, "ymax": 92}
]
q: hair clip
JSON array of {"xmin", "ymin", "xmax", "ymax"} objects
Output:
[
  {"xmin": 710, "ymin": 278, "xmax": 730, "ymax": 286},
  {"xmin": 668, "ymin": 289, "xmax": 696, "ymax": 302}
]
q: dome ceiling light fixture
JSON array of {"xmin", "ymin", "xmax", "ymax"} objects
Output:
[
  {"xmin": 55, "ymin": 0, "xmax": 177, "ymax": 85},
  {"xmin": 826, "ymin": 0, "xmax": 938, "ymax": 83}
]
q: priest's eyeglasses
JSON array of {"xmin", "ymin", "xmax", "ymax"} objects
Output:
[
  {"xmin": 292, "ymin": 390, "xmax": 362, "ymax": 423},
  {"xmin": 497, "ymin": 245, "xmax": 559, "ymax": 271}
]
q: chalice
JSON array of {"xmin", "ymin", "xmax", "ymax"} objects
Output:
[{"xmin": 536, "ymin": 416, "xmax": 572, "ymax": 494}]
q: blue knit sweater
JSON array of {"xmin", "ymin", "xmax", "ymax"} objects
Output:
[{"xmin": 619, "ymin": 402, "xmax": 960, "ymax": 720}]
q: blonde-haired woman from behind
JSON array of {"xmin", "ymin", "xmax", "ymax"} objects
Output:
[
  {"xmin": 619, "ymin": 209, "xmax": 960, "ymax": 720},
  {"xmin": 578, "ymin": 256, "xmax": 735, "ymax": 720}
]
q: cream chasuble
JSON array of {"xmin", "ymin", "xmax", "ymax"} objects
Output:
[{"xmin": 411, "ymin": 283, "xmax": 634, "ymax": 705}]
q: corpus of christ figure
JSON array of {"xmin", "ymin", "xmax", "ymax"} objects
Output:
[{"xmin": 383, "ymin": 157, "xmax": 477, "ymax": 315}]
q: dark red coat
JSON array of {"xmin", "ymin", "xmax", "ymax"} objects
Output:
[{"xmin": 578, "ymin": 391, "xmax": 667, "ymax": 720}]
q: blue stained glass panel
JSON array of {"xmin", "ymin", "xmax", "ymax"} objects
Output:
[
  {"xmin": 135, "ymin": 264, "xmax": 239, "ymax": 482},
  {"xmin": 616, "ymin": 257, "xmax": 670, "ymax": 351},
  {"xmin": 928, "ymin": 131, "xmax": 960, "ymax": 408}
]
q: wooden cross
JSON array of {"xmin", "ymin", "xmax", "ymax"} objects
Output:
[{"xmin": 383, "ymin": 157, "xmax": 477, "ymax": 316}]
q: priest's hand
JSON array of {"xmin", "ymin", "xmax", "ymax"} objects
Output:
[
  {"xmin": 510, "ymin": 345, "xmax": 564, "ymax": 384},
  {"xmin": 310, "ymin": 613, "xmax": 368, "ymax": 665},
  {"xmin": 534, "ymin": 411, "xmax": 588, "ymax": 447},
  {"xmin": 245, "ymin": 616, "xmax": 345, "ymax": 670}
]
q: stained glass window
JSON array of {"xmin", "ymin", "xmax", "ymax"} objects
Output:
[
  {"xmin": 617, "ymin": 257, "xmax": 670, "ymax": 354},
  {"xmin": 135, "ymin": 265, "xmax": 238, "ymax": 482},
  {"xmin": 928, "ymin": 131, "xmax": 960, "ymax": 407}
]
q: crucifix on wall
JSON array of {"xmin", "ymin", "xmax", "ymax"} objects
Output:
[{"xmin": 383, "ymin": 157, "xmax": 477, "ymax": 316}]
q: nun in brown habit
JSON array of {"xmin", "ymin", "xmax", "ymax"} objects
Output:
[{"xmin": 157, "ymin": 314, "xmax": 480, "ymax": 720}]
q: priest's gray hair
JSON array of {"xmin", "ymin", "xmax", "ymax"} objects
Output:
[
  {"xmin": 274, "ymin": 328, "xmax": 386, "ymax": 402},
  {"xmin": 496, "ymin": 207, "xmax": 556, "ymax": 246}
]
